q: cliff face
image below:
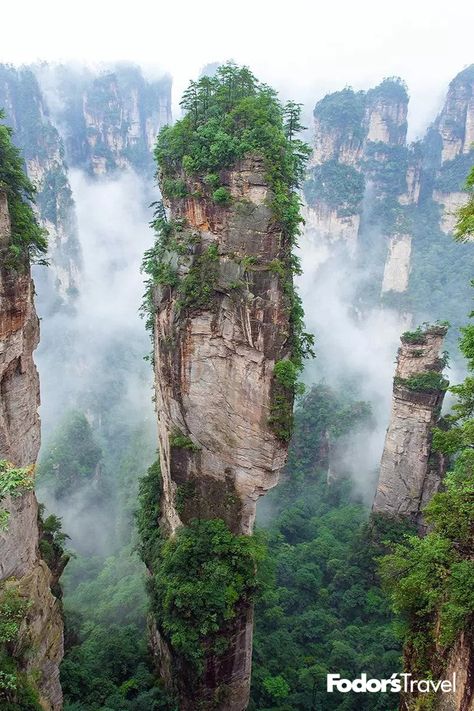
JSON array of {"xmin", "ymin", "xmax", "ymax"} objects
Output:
[
  {"xmin": 0, "ymin": 65, "xmax": 82, "ymax": 306},
  {"xmin": 436, "ymin": 66, "xmax": 474, "ymax": 163},
  {"xmin": 303, "ymin": 67, "xmax": 474, "ymax": 341},
  {"xmin": 372, "ymin": 327, "xmax": 446, "ymax": 525},
  {"xmin": 0, "ymin": 193, "xmax": 64, "ymax": 711},
  {"xmin": 39, "ymin": 64, "xmax": 172, "ymax": 177},
  {"xmin": 305, "ymin": 79, "xmax": 408, "ymax": 254},
  {"xmin": 430, "ymin": 66, "xmax": 474, "ymax": 234},
  {"xmin": 436, "ymin": 623, "xmax": 474, "ymax": 711},
  {"xmin": 152, "ymin": 155, "xmax": 293, "ymax": 709},
  {"xmin": 372, "ymin": 326, "xmax": 447, "ymax": 526}
]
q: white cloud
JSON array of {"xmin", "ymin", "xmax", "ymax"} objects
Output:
[{"xmin": 3, "ymin": 0, "xmax": 473, "ymax": 137}]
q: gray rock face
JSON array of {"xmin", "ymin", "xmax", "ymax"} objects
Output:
[
  {"xmin": 152, "ymin": 155, "xmax": 293, "ymax": 709},
  {"xmin": 436, "ymin": 624, "xmax": 474, "ymax": 711},
  {"xmin": 0, "ymin": 192, "xmax": 64, "ymax": 711},
  {"xmin": 372, "ymin": 326, "xmax": 447, "ymax": 525},
  {"xmin": 0, "ymin": 65, "xmax": 82, "ymax": 305},
  {"xmin": 34, "ymin": 63, "xmax": 172, "ymax": 177}
]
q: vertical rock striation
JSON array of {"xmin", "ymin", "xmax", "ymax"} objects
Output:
[
  {"xmin": 142, "ymin": 65, "xmax": 311, "ymax": 711},
  {"xmin": 304, "ymin": 78, "xmax": 409, "ymax": 257},
  {"xmin": 303, "ymin": 66, "xmax": 474, "ymax": 329},
  {"xmin": 0, "ymin": 64, "xmax": 82, "ymax": 306},
  {"xmin": 151, "ymin": 156, "xmax": 293, "ymax": 709},
  {"xmin": 0, "ymin": 191, "xmax": 64, "ymax": 710},
  {"xmin": 372, "ymin": 325, "xmax": 448, "ymax": 526},
  {"xmin": 430, "ymin": 65, "xmax": 474, "ymax": 235},
  {"xmin": 36, "ymin": 63, "xmax": 172, "ymax": 178}
]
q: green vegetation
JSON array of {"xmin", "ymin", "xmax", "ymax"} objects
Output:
[
  {"xmin": 363, "ymin": 143, "xmax": 408, "ymax": 204},
  {"xmin": 161, "ymin": 178, "xmax": 189, "ymax": 199},
  {"xmin": 52, "ymin": 431, "xmax": 176, "ymax": 711},
  {"xmin": 380, "ymin": 302, "xmax": 474, "ymax": 677},
  {"xmin": 303, "ymin": 160, "xmax": 365, "ymax": 215},
  {"xmin": 38, "ymin": 506, "xmax": 70, "ymax": 594},
  {"xmin": 250, "ymin": 383, "xmax": 408, "ymax": 710},
  {"xmin": 0, "ymin": 586, "xmax": 42, "ymax": 710},
  {"xmin": 145, "ymin": 518, "xmax": 265, "ymax": 674},
  {"xmin": 0, "ymin": 461, "xmax": 34, "ymax": 532},
  {"xmin": 367, "ymin": 77, "xmax": 408, "ymax": 104},
  {"xmin": 401, "ymin": 327, "xmax": 427, "ymax": 344},
  {"xmin": 313, "ymin": 88, "xmax": 366, "ymax": 137},
  {"xmin": 137, "ymin": 462, "xmax": 264, "ymax": 678},
  {"xmin": 394, "ymin": 371, "xmax": 449, "ymax": 393},
  {"xmin": 136, "ymin": 460, "xmax": 162, "ymax": 570},
  {"xmin": 212, "ymin": 186, "xmax": 231, "ymax": 204},
  {"xmin": 436, "ymin": 151, "xmax": 474, "ymax": 194},
  {"xmin": 380, "ymin": 473, "xmax": 474, "ymax": 675},
  {"xmin": 60, "ymin": 546, "xmax": 175, "ymax": 711},
  {"xmin": 178, "ymin": 243, "xmax": 220, "ymax": 311},
  {"xmin": 269, "ymin": 360, "xmax": 305, "ymax": 442},
  {"xmin": 0, "ymin": 110, "xmax": 47, "ymax": 270},
  {"xmin": 37, "ymin": 411, "xmax": 103, "ymax": 501},
  {"xmin": 169, "ymin": 431, "xmax": 200, "ymax": 451},
  {"xmin": 454, "ymin": 163, "xmax": 474, "ymax": 242}
]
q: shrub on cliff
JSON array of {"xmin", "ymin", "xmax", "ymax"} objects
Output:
[
  {"xmin": 454, "ymin": 162, "xmax": 474, "ymax": 241},
  {"xmin": 380, "ymin": 305, "xmax": 474, "ymax": 675},
  {"xmin": 147, "ymin": 518, "xmax": 265, "ymax": 673},
  {"xmin": 149, "ymin": 63, "xmax": 315, "ymax": 440},
  {"xmin": 0, "ymin": 110, "xmax": 47, "ymax": 270}
]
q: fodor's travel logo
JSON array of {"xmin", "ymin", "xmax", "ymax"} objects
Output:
[{"xmin": 327, "ymin": 673, "xmax": 457, "ymax": 694}]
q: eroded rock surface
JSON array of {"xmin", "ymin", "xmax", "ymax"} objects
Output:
[
  {"xmin": 0, "ymin": 192, "xmax": 64, "ymax": 711},
  {"xmin": 372, "ymin": 325, "xmax": 447, "ymax": 526},
  {"xmin": 152, "ymin": 155, "xmax": 293, "ymax": 709}
]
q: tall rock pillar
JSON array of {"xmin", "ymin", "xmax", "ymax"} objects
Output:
[
  {"xmin": 372, "ymin": 325, "xmax": 448, "ymax": 526},
  {"xmin": 150, "ymin": 154, "xmax": 294, "ymax": 709}
]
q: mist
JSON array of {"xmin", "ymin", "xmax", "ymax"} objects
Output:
[
  {"xmin": 35, "ymin": 169, "xmax": 157, "ymax": 553},
  {"xmin": 28, "ymin": 56, "xmax": 462, "ymax": 548}
]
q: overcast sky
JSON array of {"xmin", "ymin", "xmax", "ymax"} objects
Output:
[{"xmin": 1, "ymin": 0, "xmax": 473, "ymax": 139}]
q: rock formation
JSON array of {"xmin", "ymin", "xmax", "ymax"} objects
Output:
[
  {"xmin": 304, "ymin": 66, "xmax": 474, "ymax": 330},
  {"xmin": 35, "ymin": 63, "xmax": 172, "ymax": 177},
  {"xmin": 436, "ymin": 624, "xmax": 474, "ymax": 711},
  {"xmin": 304, "ymin": 78, "xmax": 409, "ymax": 256},
  {"xmin": 149, "ymin": 151, "xmax": 296, "ymax": 709},
  {"xmin": 429, "ymin": 65, "xmax": 474, "ymax": 235},
  {"xmin": 0, "ymin": 64, "xmax": 82, "ymax": 306},
  {"xmin": 372, "ymin": 325, "xmax": 448, "ymax": 526},
  {"xmin": 0, "ymin": 191, "xmax": 64, "ymax": 710},
  {"xmin": 381, "ymin": 233, "xmax": 412, "ymax": 293}
]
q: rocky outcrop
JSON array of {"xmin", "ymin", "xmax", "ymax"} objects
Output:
[
  {"xmin": 301, "ymin": 202, "xmax": 360, "ymax": 255},
  {"xmin": 0, "ymin": 192, "xmax": 64, "ymax": 711},
  {"xmin": 37, "ymin": 63, "xmax": 172, "ymax": 177},
  {"xmin": 306, "ymin": 79, "xmax": 409, "ymax": 262},
  {"xmin": 381, "ymin": 233, "xmax": 412, "ymax": 293},
  {"xmin": 305, "ymin": 66, "xmax": 474, "ymax": 323},
  {"xmin": 311, "ymin": 80, "xmax": 408, "ymax": 169},
  {"xmin": 372, "ymin": 325, "xmax": 448, "ymax": 526},
  {"xmin": 436, "ymin": 66, "xmax": 474, "ymax": 163},
  {"xmin": 429, "ymin": 65, "xmax": 474, "ymax": 232},
  {"xmin": 0, "ymin": 64, "xmax": 82, "ymax": 305},
  {"xmin": 435, "ymin": 623, "xmax": 474, "ymax": 711},
  {"xmin": 152, "ymin": 155, "xmax": 293, "ymax": 709}
]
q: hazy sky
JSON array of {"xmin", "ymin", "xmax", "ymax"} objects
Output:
[{"xmin": 2, "ymin": 0, "xmax": 473, "ymax": 138}]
